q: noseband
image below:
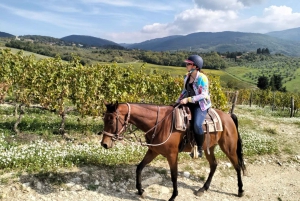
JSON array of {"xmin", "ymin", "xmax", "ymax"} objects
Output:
[{"xmin": 102, "ymin": 103, "xmax": 131, "ymax": 141}]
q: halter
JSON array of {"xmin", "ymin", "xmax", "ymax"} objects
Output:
[{"xmin": 102, "ymin": 103, "xmax": 131, "ymax": 141}]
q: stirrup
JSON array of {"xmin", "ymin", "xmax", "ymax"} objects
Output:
[{"xmin": 190, "ymin": 146, "xmax": 202, "ymax": 159}]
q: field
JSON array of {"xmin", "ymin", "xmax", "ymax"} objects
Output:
[
  {"xmin": 283, "ymin": 67, "xmax": 300, "ymax": 92},
  {"xmin": 225, "ymin": 66, "xmax": 300, "ymax": 92}
]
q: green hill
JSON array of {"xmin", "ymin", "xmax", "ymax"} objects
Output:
[
  {"xmin": 0, "ymin": 31, "xmax": 14, "ymax": 38},
  {"xmin": 61, "ymin": 35, "xmax": 124, "ymax": 49},
  {"xmin": 127, "ymin": 31, "xmax": 300, "ymax": 56},
  {"xmin": 266, "ymin": 27, "xmax": 300, "ymax": 42}
]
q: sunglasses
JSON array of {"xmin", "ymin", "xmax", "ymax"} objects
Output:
[{"xmin": 186, "ymin": 63, "xmax": 193, "ymax": 66}]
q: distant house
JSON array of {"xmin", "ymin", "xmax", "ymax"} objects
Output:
[{"xmin": 24, "ymin": 39, "xmax": 34, "ymax": 43}]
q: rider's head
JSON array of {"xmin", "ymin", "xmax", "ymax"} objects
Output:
[{"xmin": 184, "ymin": 55, "xmax": 203, "ymax": 70}]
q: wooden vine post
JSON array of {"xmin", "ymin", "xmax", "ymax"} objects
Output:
[
  {"xmin": 230, "ymin": 91, "xmax": 238, "ymax": 114},
  {"xmin": 290, "ymin": 96, "xmax": 294, "ymax": 118}
]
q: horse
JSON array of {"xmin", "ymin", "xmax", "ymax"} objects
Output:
[{"xmin": 100, "ymin": 101, "xmax": 246, "ymax": 201}]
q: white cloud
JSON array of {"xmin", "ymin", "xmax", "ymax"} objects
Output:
[
  {"xmin": 239, "ymin": 0, "xmax": 266, "ymax": 7},
  {"xmin": 242, "ymin": 6, "xmax": 300, "ymax": 32},
  {"xmin": 141, "ymin": 23, "xmax": 169, "ymax": 33},
  {"xmin": 263, "ymin": 5, "xmax": 293, "ymax": 16},
  {"xmin": 139, "ymin": 8, "xmax": 239, "ymax": 36},
  {"xmin": 193, "ymin": 0, "xmax": 267, "ymax": 10},
  {"xmin": 0, "ymin": 3, "xmax": 94, "ymax": 30},
  {"xmin": 193, "ymin": 0, "xmax": 244, "ymax": 10},
  {"xmin": 80, "ymin": 0, "xmax": 175, "ymax": 11}
]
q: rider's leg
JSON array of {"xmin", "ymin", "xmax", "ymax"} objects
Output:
[{"xmin": 192, "ymin": 107, "xmax": 207, "ymax": 158}]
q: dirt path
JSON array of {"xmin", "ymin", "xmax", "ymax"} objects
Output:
[{"xmin": 1, "ymin": 155, "xmax": 299, "ymax": 201}]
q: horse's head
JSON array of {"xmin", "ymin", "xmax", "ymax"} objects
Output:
[{"xmin": 100, "ymin": 101, "xmax": 130, "ymax": 149}]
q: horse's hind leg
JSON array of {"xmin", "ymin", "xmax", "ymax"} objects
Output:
[
  {"xmin": 219, "ymin": 140, "xmax": 244, "ymax": 197},
  {"xmin": 195, "ymin": 145, "xmax": 217, "ymax": 196},
  {"xmin": 136, "ymin": 149, "xmax": 158, "ymax": 197}
]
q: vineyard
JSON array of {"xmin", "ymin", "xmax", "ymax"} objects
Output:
[{"xmin": 235, "ymin": 89, "xmax": 299, "ymax": 116}]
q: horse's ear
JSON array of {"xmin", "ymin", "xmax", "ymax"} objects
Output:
[
  {"xmin": 114, "ymin": 101, "xmax": 119, "ymax": 110},
  {"xmin": 104, "ymin": 100, "xmax": 109, "ymax": 107}
]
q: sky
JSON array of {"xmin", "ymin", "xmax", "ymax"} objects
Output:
[{"xmin": 1, "ymin": 0, "xmax": 300, "ymax": 44}]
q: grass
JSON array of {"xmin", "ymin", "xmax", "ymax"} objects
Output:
[
  {"xmin": 283, "ymin": 67, "xmax": 300, "ymax": 93},
  {"xmin": 224, "ymin": 66, "xmax": 259, "ymax": 84},
  {"xmin": 117, "ymin": 62, "xmax": 254, "ymax": 89},
  {"xmin": 224, "ymin": 66, "xmax": 300, "ymax": 92},
  {"xmin": 0, "ymin": 46, "xmax": 50, "ymax": 60},
  {"xmin": 0, "ymin": 105, "xmax": 101, "ymax": 139},
  {"xmin": 263, "ymin": 127, "xmax": 278, "ymax": 135}
]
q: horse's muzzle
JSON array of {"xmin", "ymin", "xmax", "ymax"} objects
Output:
[
  {"xmin": 101, "ymin": 143, "xmax": 108, "ymax": 149},
  {"xmin": 101, "ymin": 139, "xmax": 113, "ymax": 149}
]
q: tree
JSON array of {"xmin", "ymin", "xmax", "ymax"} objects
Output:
[
  {"xmin": 257, "ymin": 75, "xmax": 269, "ymax": 90},
  {"xmin": 257, "ymin": 48, "xmax": 262, "ymax": 54},
  {"xmin": 269, "ymin": 74, "xmax": 284, "ymax": 91}
]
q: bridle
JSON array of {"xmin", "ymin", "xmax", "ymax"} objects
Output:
[{"xmin": 102, "ymin": 103, "xmax": 131, "ymax": 141}]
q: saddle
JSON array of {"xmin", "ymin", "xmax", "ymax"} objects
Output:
[
  {"xmin": 174, "ymin": 106, "xmax": 223, "ymax": 133},
  {"xmin": 174, "ymin": 106, "xmax": 223, "ymax": 154}
]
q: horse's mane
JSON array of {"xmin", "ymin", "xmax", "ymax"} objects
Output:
[{"xmin": 119, "ymin": 102, "xmax": 170, "ymax": 111}]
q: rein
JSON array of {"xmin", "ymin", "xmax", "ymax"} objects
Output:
[{"xmin": 102, "ymin": 103, "xmax": 179, "ymax": 146}]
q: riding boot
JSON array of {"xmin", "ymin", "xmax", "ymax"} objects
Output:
[{"xmin": 190, "ymin": 134, "xmax": 204, "ymax": 158}]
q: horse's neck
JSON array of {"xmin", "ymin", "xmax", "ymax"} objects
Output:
[{"xmin": 128, "ymin": 104, "xmax": 168, "ymax": 132}]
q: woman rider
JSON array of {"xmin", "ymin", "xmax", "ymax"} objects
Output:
[{"xmin": 175, "ymin": 55, "xmax": 211, "ymax": 158}]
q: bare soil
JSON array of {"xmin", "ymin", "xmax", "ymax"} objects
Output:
[{"xmin": 0, "ymin": 156, "xmax": 299, "ymax": 201}]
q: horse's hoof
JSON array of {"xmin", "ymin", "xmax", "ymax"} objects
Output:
[
  {"xmin": 168, "ymin": 192, "xmax": 177, "ymax": 200},
  {"xmin": 195, "ymin": 188, "xmax": 205, "ymax": 197},
  {"xmin": 238, "ymin": 190, "xmax": 245, "ymax": 197},
  {"xmin": 140, "ymin": 191, "xmax": 147, "ymax": 199},
  {"xmin": 136, "ymin": 189, "xmax": 146, "ymax": 198}
]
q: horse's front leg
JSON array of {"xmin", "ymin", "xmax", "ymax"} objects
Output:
[
  {"xmin": 167, "ymin": 152, "xmax": 179, "ymax": 201},
  {"xmin": 196, "ymin": 146, "xmax": 217, "ymax": 196},
  {"xmin": 136, "ymin": 149, "xmax": 158, "ymax": 197}
]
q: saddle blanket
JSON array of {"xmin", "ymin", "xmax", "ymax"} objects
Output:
[{"xmin": 202, "ymin": 108, "xmax": 223, "ymax": 133}]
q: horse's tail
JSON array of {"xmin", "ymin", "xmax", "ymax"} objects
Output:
[{"xmin": 231, "ymin": 113, "xmax": 247, "ymax": 175}]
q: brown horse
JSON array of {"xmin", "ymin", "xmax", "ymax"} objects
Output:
[{"xmin": 101, "ymin": 101, "xmax": 246, "ymax": 201}]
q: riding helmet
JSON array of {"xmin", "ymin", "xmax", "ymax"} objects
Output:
[{"xmin": 184, "ymin": 55, "xmax": 203, "ymax": 69}]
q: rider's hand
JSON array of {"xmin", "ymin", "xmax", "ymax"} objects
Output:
[
  {"xmin": 180, "ymin": 98, "xmax": 188, "ymax": 104},
  {"xmin": 170, "ymin": 102, "xmax": 179, "ymax": 107}
]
